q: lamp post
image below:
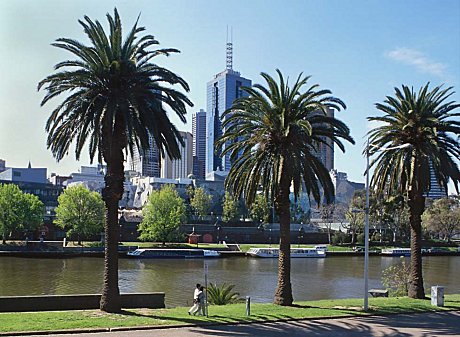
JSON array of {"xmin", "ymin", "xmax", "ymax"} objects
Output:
[
  {"xmin": 364, "ymin": 141, "xmax": 411, "ymax": 311},
  {"xmin": 364, "ymin": 141, "xmax": 370, "ymax": 311}
]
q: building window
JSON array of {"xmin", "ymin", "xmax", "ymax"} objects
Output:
[{"xmin": 13, "ymin": 171, "xmax": 21, "ymax": 177}]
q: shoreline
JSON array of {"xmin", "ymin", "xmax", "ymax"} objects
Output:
[{"xmin": 0, "ymin": 249, "xmax": 458, "ymax": 258}]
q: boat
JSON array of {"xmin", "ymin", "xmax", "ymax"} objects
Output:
[
  {"xmin": 381, "ymin": 248, "xmax": 411, "ymax": 256},
  {"xmin": 127, "ymin": 248, "xmax": 220, "ymax": 259},
  {"xmin": 246, "ymin": 247, "xmax": 326, "ymax": 258}
]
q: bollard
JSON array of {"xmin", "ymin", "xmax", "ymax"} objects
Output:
[
  {"xmin": 246, "ymin": 296, "xmax": 251, "ymax": 316},
  {"xmin": 431, "ymin": 286, "xmax": 444, "ymax": 307}
]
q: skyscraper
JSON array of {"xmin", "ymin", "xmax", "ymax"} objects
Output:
[
  {"xmin": 314, "ymin": 107, "xmax": 335, "ymax": 171},
  {"xmin": 192, "ymin": 109, "xmax": 207, "ymax": 179},
  {"xmin": 206, "ymin": 39, "xmax": 251, "ymax": 174},
  {"xmin": 161, "ymin": 131, "xmax": 193, "ymax": 179},
  {"xmin": 127, "ymin": 134, "xmax": 161, "ymax": 177},
  {"xmin": 426, "ymin": 161, "xmax": 448, "ymax": 199}
]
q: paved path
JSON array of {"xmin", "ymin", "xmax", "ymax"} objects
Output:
[{"xmin": 27, "ymin": 311, "xmax": 460, "ymax": 337}]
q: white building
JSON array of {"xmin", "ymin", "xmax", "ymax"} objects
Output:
[{"xmin": 161, "ymin": 131, "xmax": 193, "ymax": 179}]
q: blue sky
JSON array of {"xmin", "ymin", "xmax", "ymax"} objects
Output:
[{"xmin": 1, "ymin": 0, "xmax": 459, "ymax": 187}]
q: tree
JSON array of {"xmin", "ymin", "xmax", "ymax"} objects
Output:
[
  {"xmin": 138, "ymin": 185, "xmax": 186, "ymax": 245},
  {"xmin": 320, "ymin": 204, "xmax": 335, "ymax": 244},
  {"xmin": 189, "ymin": 187, "xmax": 212, "ymax": 220},
  {"xmin": 222, "ymin": 191, "xmax": 240, "ymax": 222},
  {"xmin": 422, "ymin": 197, "xmax": 460, "ymax": 242},
  {"xmin": 21, "ymin": 193, "xmax": 45, "ymax": 236},
  {"xmin": 54, "ymin": 185, "xmax": 105, "ymax": 245},
  {"xmin": 367, "ymin": 83, "xmax": 460, "ymax": 299},
  {"xmin": 382, "ymin": 257, "xmax": 411, "ymax": 297},
  {"xmin": 217, "ymin": 70, "xmax": 354, "ymax": 305},
  {"xmin": 38, "ymin": 9, "xmax": 192, "ymax": 312},
  {"xmin": 249, "ymin": 194, "xmax": 270, "ymax": 224},
  {"xmin": 0, "ymin": 184, "xmax": 44, "ymax": 243}
]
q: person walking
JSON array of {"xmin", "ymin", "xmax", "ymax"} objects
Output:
[
  {"xmin": 197, "ymin": 286, "xmax": 206, "ymax": 316},
  {"xmin": 188, "ymin": 284, "xmax": 201, "ymax": 315}
]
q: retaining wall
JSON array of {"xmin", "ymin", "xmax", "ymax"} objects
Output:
[{"xmin": 0, "ymin": 293, "xmax": 165, "ymax": 312}]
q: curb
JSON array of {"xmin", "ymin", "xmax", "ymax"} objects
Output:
[{"xmin": 2, "ymin": 309, "xmax": 459, "ymax": 336}]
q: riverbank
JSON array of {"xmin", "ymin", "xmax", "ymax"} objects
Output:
[
  {"xmin": 0, "ymin": 295, "xmax": 459, "ymax": 335},
  {"xmin": 0, "ymin": 242, "xmax": 458, "ymax": 258}
]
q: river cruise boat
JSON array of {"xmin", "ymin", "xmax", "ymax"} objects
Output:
[
  {"xmin": 127, "ymin": 248, "xmax": 220, "ymax": 259},
  {"xmin": 381, "ymin": 248, "xmax": 411, "ymax": 256},
  {"xmin": 246, "ymin": 247, "xmax": 326, "ymax": 258}
]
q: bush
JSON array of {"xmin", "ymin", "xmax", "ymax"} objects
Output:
[
  {"xmin": 356, "ymin": 233, "xmax": 365, "ymax": 244},
  {"xmin": 382, "ymin": 257, "xmax": 410, "ymax": 296},
  {"xmin": 206, "ymin": 283, "xmax": 241, "ymax": 305},
  {"xmin": 332, "ymin": 231, "xmax": 350, "ymax": 245}
]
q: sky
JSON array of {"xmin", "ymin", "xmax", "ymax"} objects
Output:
[{"xmin": 1, "ymin": 0, "xmax": 459, "ymax": 188}]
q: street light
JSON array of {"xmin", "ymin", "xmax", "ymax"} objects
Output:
[{"xmin": 363, "ymin": 141, "xmax": 411, "ymax": 311}]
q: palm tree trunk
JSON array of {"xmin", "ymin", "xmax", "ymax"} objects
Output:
[
  {"xmin": 274, "ymin": 159, "xmax": 293, "ymax": 306},
  {"xmin": 408, "ymin": 191, "xmax": 425, "ymax": 299},
  {"xmin": 100, "ymin": 117, "xmax": 126, "ymax": 313}
]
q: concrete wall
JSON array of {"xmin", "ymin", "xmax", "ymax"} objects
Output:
[{"xmin": 0, "ymin": 293, "xmax": 165, "ymax": 312}]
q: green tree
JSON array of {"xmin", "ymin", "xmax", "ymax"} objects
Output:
[
  {"xmin": 190, "ymin": 187, "xmax": 212, "ymax": 220},
  {"xmin": 54, "ymin": 185, "xmax": 105, "ymax": 245},
  {"xmin": 20, "ymin": 193, "xmax": 45, "ymax": 236},
  {"xmin": 222, "ymin": 191, "xmax": 240, "ymax": 222},
  {"xmin": 138, "ymin": 185, "xmax": 186, "ymax": 245},
  {"xmin": 217, "ymin": 70, "xmax": 354, "ymax": 305},
  {"xmin": 38, "ymin": 9, "xmax": 192, "ymax": 312},
  {"xmin": 0, "ymin": 184, "xmax": 44, "ymax": 243},
  {"xmin": 249, "ymin": 194, "xmax": 270, "ymax": 223},
  {"xmin": 367, "ymin": 83, "xmax": 460, "ymax": 299},
  {"xmin": 422, "ymin": 197, "xmax": 460, "ymax": 242}
]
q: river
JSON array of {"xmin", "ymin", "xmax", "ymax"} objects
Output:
[{"xmin": 0, "ymin": 256, "xmax": 458, "ymax": 307}]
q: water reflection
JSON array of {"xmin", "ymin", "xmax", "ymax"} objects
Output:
[{"xmin": 0, "ymin": 256, "xmax": 458, "ymax": 307}]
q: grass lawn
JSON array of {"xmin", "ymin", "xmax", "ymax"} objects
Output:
[{"xmin": 1, "ymin": 295, "xmax": 459, "ymax": 333}]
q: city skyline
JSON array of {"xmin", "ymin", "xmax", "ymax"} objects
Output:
[{"xmin": 1, "ymin": 0, "xmax": 459, "ymax": 189}]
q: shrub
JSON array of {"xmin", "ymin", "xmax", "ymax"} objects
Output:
[
  {"xmin": 382, "ymin": 257, "xmax": 410, "ymax": 296},
  {"xmin": 207, "ymin": 283, "xmax": 241, "ymax": 305},
  {"xmin": 332, "ymin": 231, "xmax": 350, "ymax": 245}
]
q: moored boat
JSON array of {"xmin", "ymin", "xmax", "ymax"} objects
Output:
[
  {"xmin": 127, "ymin": 248, "xmax": 220, "ymax": 259},
  {"xmin": 246, "ymin": 247, "xmax": 326, "ymax": 258},
  {"xmin": 381, "ymin": 248, "xmax": 411, "ymax": 256}
]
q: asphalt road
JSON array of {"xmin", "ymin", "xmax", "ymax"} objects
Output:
[{"xmin": 25, "ymin": 311, "xmax": 460, "ymax": 337}]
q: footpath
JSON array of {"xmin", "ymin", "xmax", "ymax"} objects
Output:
[{"xmin": 23, "ymin": 311, "xmax": 460, "ymax": 337}]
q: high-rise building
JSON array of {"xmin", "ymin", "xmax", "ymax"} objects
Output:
[
  {"xmin": 161, "ymin": 131, "xmax": 193, "ymax": 179},
  {"xmin": 206, "ymin": 39, "xmax": 251, "ymax": 174},
  {"xmin": 426, "ymin": 162, "xmax": 448, "ymax": 199},
  {"xmin": 314, "ymin": 107, "xmax": 335, "ymax": 171},
  {"xmin": 0, "ymin": 159, "xmax": 5, "ymax": 173},
  {"xmin": 127, "ymin": 134, "xmax": 161, "ymax": 177},
  {"xmin": 192, "ymin": 109, "xmax": 207, "ymax": 179}
]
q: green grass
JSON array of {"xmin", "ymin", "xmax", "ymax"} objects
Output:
[{"xmin": 1, "ymin": 295, "xmax": 459, "ymax": 333}]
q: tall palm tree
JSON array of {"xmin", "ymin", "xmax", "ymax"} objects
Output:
[
  {"xmin": 367, "ymin": 84, "xmax": 460, "ymax": 298},
  {"xmin": 217, "ymin": 70, "xmax": 354, "ymax": 305},
  {"xmin": 38, "ymin": 9, "xmax": 192, "ymax": 312}
]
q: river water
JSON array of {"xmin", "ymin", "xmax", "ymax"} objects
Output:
[{"xmin": 0, "ymin": 256, "xmax": 458, "ymax": 307}]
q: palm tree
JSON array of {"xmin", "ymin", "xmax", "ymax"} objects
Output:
[
  {"xmin": 367, "ymin": 84, "xmax": 460, "ymax": 298},
  {"xmin": 38, "ymin": 9, "xmax": 192, "ymax": 312},
  {"xmin": 217, "ymin": 70, "xmax": 354, "ymax": 305}
]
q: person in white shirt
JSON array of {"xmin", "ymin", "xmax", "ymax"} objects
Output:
[{"xmin": 188, "ymin": 283, "xmax": 201, "ymax": 315}]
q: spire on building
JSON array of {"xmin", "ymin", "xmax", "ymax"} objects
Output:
[
  {"xmin": 28, "ymin": 161, "xmax": 31, "ymax": 169},
  {"xmin": 226, "ymin": 26, "xmax": 233, "ymax": 70}
]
